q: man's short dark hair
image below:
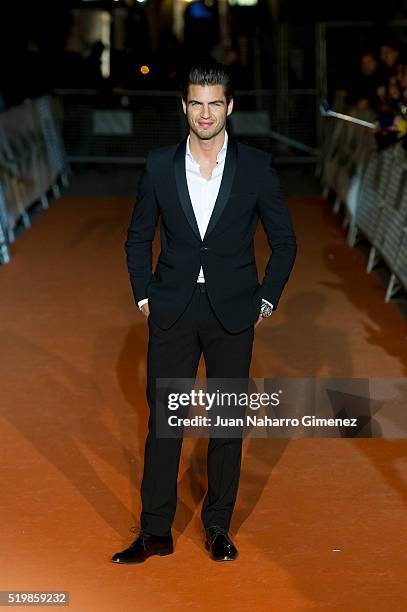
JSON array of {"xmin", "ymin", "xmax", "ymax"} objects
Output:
[{"xmin": 181, "ymin": 60, "xmax": 234, "ymax": 103}]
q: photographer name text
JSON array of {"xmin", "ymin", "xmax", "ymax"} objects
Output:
[{"xmin": 166, "ymin": 415, "xmax": 358, "ymax": 428}]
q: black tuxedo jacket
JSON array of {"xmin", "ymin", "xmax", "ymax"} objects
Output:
[{"xmin": 125, "ymin": 136, "xmax": 297, "ymax": 333}]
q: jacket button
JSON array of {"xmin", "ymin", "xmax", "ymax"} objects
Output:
[{"xmin": 200, "ymin": 246, "xmax": 209, "ymax": 251}]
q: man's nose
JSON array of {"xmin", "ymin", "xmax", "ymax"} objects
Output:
[{"xmin": 200, "ymin": 105, "xmax": 211, "ymax": 118}]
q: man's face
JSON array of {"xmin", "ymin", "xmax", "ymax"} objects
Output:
[{"xmin": 182, "ymin": 84, "xmax": 233, "ymax": 141}]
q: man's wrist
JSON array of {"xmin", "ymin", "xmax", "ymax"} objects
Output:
[{"xmin": 260, "ymin": 299, "xmax": 273, "ymax": 317}]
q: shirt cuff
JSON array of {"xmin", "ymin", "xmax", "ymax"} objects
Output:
[
  {"xmin": 138, "ymin": 298, "xmax": 149, "ymax": 310},
  {"xmin": 261, "ymin": 298, "xmax": 274, "ymax": 309}
]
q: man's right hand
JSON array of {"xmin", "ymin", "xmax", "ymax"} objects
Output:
[{"xmin": 140, "ymin": 303, "xmax": 150, "ymax": 318}]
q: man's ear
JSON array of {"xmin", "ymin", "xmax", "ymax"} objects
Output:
[
  {"xmin": 227, "ymin": 98, "xmax": 234, "ymax": 116},
  {"xmin": 182, "ymin": 98, "xmax": 187, "ymax": 115}
]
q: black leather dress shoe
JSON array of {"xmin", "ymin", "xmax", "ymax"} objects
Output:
[
  {"xmin": 205, "ymin": 525, "xmax": 238, "ymax": 561},
  {"xmin": 111, "ymin": 529, "xmax": 173, "ymax": 564}
]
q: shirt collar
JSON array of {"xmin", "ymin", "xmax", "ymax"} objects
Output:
[{"xmin": 186, "ymin": 131, "xmax": 228, "ymax": 165}]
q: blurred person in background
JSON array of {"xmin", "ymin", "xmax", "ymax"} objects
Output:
[
  {"xmin": 184, "ymin": 0, "xmax": 220, "ymax": 63},
  {"xmin": 373, "ymin": 39, "xmax": 407, "ymax": 148},
  {"xmin": 374, "ymin": 71, "xmax": 407, "ymax": 148},
  {"xmin": 345, "ymin": 51, "xmax": 386, "ymax": 111},
  {"xmin": 380, "ymin": 41, "xmax": 402, "ymax": 77},
  {"xmin": 81, "ymin": 41, "xmax": 108, "ymax": 90}
]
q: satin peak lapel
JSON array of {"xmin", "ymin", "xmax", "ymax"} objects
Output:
[{"xmin": 174, "ymin": 138, "xmax": 201, "ymax": 241}]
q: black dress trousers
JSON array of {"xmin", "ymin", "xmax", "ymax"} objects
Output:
[{"xmin": 140, "ymin": 282, "xmax": 254, "ymax": 536}]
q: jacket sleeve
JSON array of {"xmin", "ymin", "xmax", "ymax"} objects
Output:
[
  {"xmin": 124, "ymin": 153, "xmax": 160, "ymax": 306},
  {"xmin": 255, "ymin": 154, "xmax": 297, "ymax": 310}
]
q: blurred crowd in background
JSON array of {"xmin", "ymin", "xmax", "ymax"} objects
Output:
[{"xmin": 335, "ymin": 40, "xmax": 407, "ymax": 149}]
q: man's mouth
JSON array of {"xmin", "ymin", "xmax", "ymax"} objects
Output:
[{"xmin": 198, "ymin": 121, "xmax": 214, "ymax": 128}]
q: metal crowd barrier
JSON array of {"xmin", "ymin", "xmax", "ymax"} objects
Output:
[
  {"xmin": 320, "ymin": 107, "xmax": 407, "ymax": 310},
  {"xmin": 0, "ymin": 95, "xmax": 69, "ymax": 264},
  {"xmin": 355, "ymin": 142, "xmax": 407, "ymax": 302},
  {"xmin": 320, "ymin": 101, "xmax": 376, "ymax": 214}
]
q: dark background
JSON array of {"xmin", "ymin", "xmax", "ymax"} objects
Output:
[{"xmin": 1, "ymin": 0, "xmax": 406, "ymax": 107}]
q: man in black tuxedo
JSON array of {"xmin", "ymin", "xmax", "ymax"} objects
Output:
[{"xmin": 112, "ymin": 61, "xmax": 297, "ymax": 564}]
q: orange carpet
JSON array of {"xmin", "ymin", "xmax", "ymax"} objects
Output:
[{"xmin": 0, "ymin": 194, "xmax": 406, "ymax": 611}]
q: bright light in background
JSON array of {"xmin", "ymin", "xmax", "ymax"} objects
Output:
[
  {"xmin": 173, "ymin": 0, "xmax": 196, "ymax": 41},
  {"xmin": 100, "ymin": 12, "xmax": 111, "ymax": 78},
  {"xmin": 140, "ymin": 65, "xmax": 150, "ymax": 75},
  {"xmin": 228, "ymin": 0, "xmax": 257, "ymax": 4},
  {"xmin": 66, "ymin": 9, "xmax": 111, "ymax": 79}
]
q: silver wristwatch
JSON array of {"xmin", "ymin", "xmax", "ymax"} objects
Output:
[{"xmin": 260, "ymin": 300, "xmax": 273, "ymax": 318}]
